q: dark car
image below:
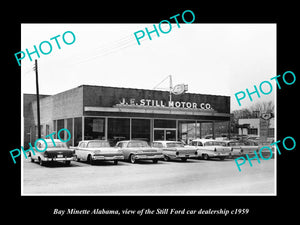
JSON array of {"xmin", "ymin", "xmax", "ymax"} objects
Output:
[{"xmin": 30, "ymin": 139, "xmax": 75, "ymax": 166}]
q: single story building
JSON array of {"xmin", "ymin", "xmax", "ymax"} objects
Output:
[
  {"xmin": 238, "ymin": 117, "xmax": 274, "ymax": 138},
  {"xmin": 23, "ymin": 85, "xmax": 231, "ymax": 147}
]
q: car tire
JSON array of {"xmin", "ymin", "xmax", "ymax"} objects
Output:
[
  {"xmin": 219, "ymin": 156, "xmax": 226, "ymax": 161},
  {"xmin": 65, "ymin": 161, "xmax": 71, "ymax": 166},
  {"xmin": 88, "ymin": 155, "xmax": 95, "ymax": 165},
  {"xmin": 39, "ymin": 157, "xmax": 45, "ymax": 166},
  {"xmin": 181, "ymin": 158, "xmax": 187, "ymax": 162},
  {"xmin": 30, "ymin": 158, "xmax": 35, "ymax": 163},
  {"xmin": 202, "ymin": 154, "xmax": 209, "ymax": 160},
  {"xmin": 129, "ymin": 154, "xmax": 136, "ymax": 164},
  {"xmin": 164, "ymin": 155, "xmax": 170, "ymax": 161},
  {"xmin": 114, "ymin": 160, "xmax": 118, "ymax": 165},
  {"xmin": 153, "ymin": 159, "xmax": 158, "ymax": 163}
]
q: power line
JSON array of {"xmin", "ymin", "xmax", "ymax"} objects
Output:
[{"xmin": 72, "ymin": 24, "xmax": 180, "ymax": 65}]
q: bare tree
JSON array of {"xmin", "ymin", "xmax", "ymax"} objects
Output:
[
  {"xmin": 232, "ymin": 100, "xmax": 274, "ymax": 119},
  {"xmin": 249, "ymin": 101, "xmax": 274, "ymax": 114}
]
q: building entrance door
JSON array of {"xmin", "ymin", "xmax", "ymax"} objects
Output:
[{"xmin": 154, "ymin": 129, "xmax": 176, "ymax": 141}]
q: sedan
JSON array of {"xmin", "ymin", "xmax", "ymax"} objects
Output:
[
  {"xmin": 189, "ymin": 139, "xmax": 232, "ymax": 160},
  {"xmin": 221, "ymin": 140, "xmax": 244, "ymax": 157},
  {"xmin": 75, "ymin": 140, "xmax": 124, "ymax": 165},
  {"xmin": 116, "ymin": 140, "xmax": 163, "ymax": 164},
  {"xmin": 30, "ymin": 139, "xmax": 75, "ymax": 166}
]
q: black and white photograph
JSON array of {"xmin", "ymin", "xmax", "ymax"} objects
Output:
[{"xmin": 4, "ymin": 3, "xmax": 298, "ymax": 221}]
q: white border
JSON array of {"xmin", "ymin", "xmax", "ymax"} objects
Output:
[{"xmin": 20, "ymin": 23, "xmax": 277, "ymax": 196}]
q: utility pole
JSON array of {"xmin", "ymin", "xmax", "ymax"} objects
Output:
[
  {"xmin": 169, "ymin": 75, "xmax": 173, "ymax": 103},
  {"xmin": 34, "ymin": 59, "xmax": 41, "ymax": 138}
]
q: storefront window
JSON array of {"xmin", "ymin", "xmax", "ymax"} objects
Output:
[
  {"xmin": 132, "ymin": 119, "xmax": 150, "ymax": 143},
  {"xmin": 74, "ymin": 117, "xmax": 82, "ymax": 146},
  {"xmin": 57, "ymin": 119, "xmax": 64, "ymax": 139},
  {"xmin": 46, "ymin": 124, "xmax": 50, "ymax": 136},
  {"xmin": 154, "ymin": 119, "xmax": 176, "ymax": 128},
  {"xmin": 53, "ymin": 120, "xmax": 57, "ymax": 139},
  {"xmin": 214, "ymin": 121, "xmax": 230, "ymax": 138},
  {"xmin": 178, "ymin": 120, "xmax": 196, "ymax": 144},
  {"xmin": 108, "ymin": 118, "xmax": 130, "ymax": 146},
  {"xmin": 166, "ymin": 130, "xmax": 176, "ymax": 141},
  {"xmin": 84, "ymin": 117, "xmax": 105, "ymax": 140},
  {"xmin": 200, "ymin": 122, "xmax": 213, "ymax": 139},
  {"xmin": 66, "ymin": 118, "xmax": 73, "ymax": 146}
]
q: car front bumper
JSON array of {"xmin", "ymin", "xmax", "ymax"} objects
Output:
[
  {"xmin": 134, "ymin": 154, "xmax": 164, "ymax": 160},
  {"xmin": 210, "ymin": 153, "xmax": 230, "ymax": 157},
  {"xmin": 43, "ymin": 156, "xmax": 75, "ymax": 162},
  {"xmin": 168, "ymin": 154, "xmax": 198, "ymax": 159},
  {"xmin": 92, "ymin": 155, "xmax": 124, "ymax": 161}
]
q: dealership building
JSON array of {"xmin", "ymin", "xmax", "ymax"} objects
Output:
[{"xmin": 23, "ymin": 85, "xmax": 231, "ymax": 147}]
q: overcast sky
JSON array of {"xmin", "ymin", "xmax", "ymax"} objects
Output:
[{"xmin": 21, "ymin": 23, "xmax": 276, "ymax": 111}]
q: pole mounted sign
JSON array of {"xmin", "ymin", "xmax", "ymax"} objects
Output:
[
  {"xmin": 261, "ymin": 113, "xmax": 273, "ymax": 120},
  {"xmin": 172, "ymin": 84, "xmax": 188, "ymax": 95}
]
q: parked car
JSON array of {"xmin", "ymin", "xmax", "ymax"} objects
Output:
[
  {"xmin": 75, "ymin": 140, "xmax": 124, "ymax": 165},
  {"xmin": 220, "ymin": 140, "xmax": 243, "ymax": 157},
  {"xmin": 116, "ymin": 140, "xmax": 163, "ymax": 164},
  {"xmin": 238, "ymin": 140, "xmax": 259, "ymax": 155},
  {"xmin": 189, "ymin": 139, "xmax": 231, "ymax": 160},
  {"xmin": 30, "ymin": 139, "xmax": 75, "ymax": 166},
  {"xmin": 152, "ymin": 141, "xmax": 198, "ymax": 162}
]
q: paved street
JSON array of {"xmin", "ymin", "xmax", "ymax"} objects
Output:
[{"xmin": 22, "ymin": 157, "xmax": 275, "ymax": 195}]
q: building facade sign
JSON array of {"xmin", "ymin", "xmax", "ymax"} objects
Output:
[{"xmin": 116, "ymin": 98, "xmax": 213, "ymax": 110}]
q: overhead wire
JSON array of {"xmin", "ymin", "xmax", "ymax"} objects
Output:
[{"xmin": 73, "ymin": 23, "xmax": 179, "ymax": 65}]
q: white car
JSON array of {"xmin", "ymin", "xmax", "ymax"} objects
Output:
[
  {"xmin": 189, "ymin": 139, "xmax": 232, "ymax": 160},
  {"xmin": 75, "ymin": 140, "xmax": 124, "ymax": 165},
  {"xmin": 152, "ymin": 141, "xmax": 198, "ymax": 162},
  {"xmin": 116, "ymin": 140, "xmax": 163, "ymax": 164},
  {"xmin": 220, "ymin": 140, "xmax": 243, "ymax": 157}
]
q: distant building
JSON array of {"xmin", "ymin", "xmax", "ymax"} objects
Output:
[{"xmin": 238, "ymin": 117, "xmax": 274, "ymax": 138}]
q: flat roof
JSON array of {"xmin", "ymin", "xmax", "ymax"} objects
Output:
[
  {"xmin": 24, "ymin": 84, "xmax": 230, "ymax": 98},
  {"xmin": 78, "ymin": 84, "xmax": 230, "ymax": 98}
]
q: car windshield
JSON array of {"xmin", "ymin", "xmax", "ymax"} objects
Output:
[
  {"xmin": 166, "ymin": 142, "xmax": 185, "ymax": 148},
  {"xmin": 215, "ymin": 141, "xmax": 227, "ymax": 146},
  {"xmin": 242, "ymin": 141, "xmax": 258, "ymax": 146},
  {"xmin": 128, "ymin": 141, "xmax": 149, "ymax": 148},
  {"xmin": 204, "ymin": 141, "xmax": 225, "ymax": 146},
  {"xmin": 87, "ymin": 141, "xmax": 110, "ymax": 148},
  {"xmin": 228, "ymin": 142, "xmax": 243, "ymax": 146}
]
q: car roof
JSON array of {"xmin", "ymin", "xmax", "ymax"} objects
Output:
[
  {"xmin": 118, "ymin": 140, "xmax": 146, "ymax": 142},
  {"xmin": 191, "ymin": 139, "xmax": 215, "ymax": 142},
  {"xmin": 41, "ymin": 139, "xmax": 62, "ymax": 143},
  {"xmin": 153, "ymin": 141, "xmax": 181, "ymax": 143},
  {"xmin": 220, "ymin": 140, "xmax": 238, "ymax": 143},
  {"xmin": 80, "ymin": 140, "xmax": 108, "ymax": 143}
]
